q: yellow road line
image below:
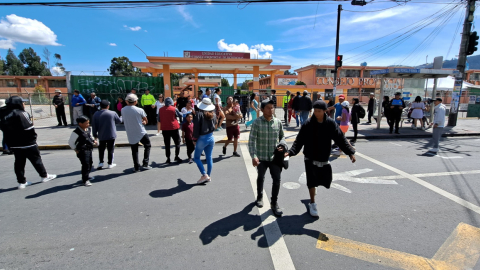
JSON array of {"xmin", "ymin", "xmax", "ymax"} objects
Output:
[{"xmin": 316, "ymin": 223, "xmax": 480, "ymax": 270}]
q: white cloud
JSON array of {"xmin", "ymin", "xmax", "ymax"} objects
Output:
[
  {"xmin": 268, "ymin": 12, "xmax": 336, "ymax": 24},
  {"xmin": 0, "ymin": 14, "xmax": 61, "ymax": 49},
  {"xmin": 348, "ymin": 7, "xmax": 412, "ymax": 24},
  {"xmin": 0, "ymin": 39, "xmax": 15, "ymax": 49},
  {"xmin": 109, "ymin": 43, "xmax": 117, "ymax": 46},
  {"xmin": 51, "ymin": 66, "xmax": 65, "ymax": 75},
  {"xmin": 251, "ymin": 44, "xmax": 274, "ymax": 52},
  {"xmin": 123, "ymin": 25, "xmax": 142, "ymax": 31},
  {"xmin": 177, "ymin": 6, "xmax": 199, "ymax": 28},
  {"xmin": 217, "ymin": 39, "xmax": 274, "ymax": 59},
  {"xmin": 144, "ymin": 30, "xmax": 148, "ymax": 32}
]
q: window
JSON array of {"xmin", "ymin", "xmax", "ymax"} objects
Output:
[
  {"xmin": 341, "ymin": 69, "xmax": 360, "ymax": 78},
  {"xmin": 316, "ymin": 69, "xmax": 334, "ymax": 77},
  {"xmin": 21, "ymin": 79, "xmax": 37, "ymax": 87},
  {"xmin": 471, "ymin": 73, "xmax": 480, "ymax": 80},
  {"xmin": 48, "ymin": 80, "xmax": 67, "ymax": 87},
  {"xmin": 316, "ymin": 69, "xmax": 326, "ymax": 77},
  {"xmin": 347, "ymin": 88, "xmax": 360, "ymax": 96},
  {"xmin": 0, "ymin": 79, "xmax": 17, "ymax": 87}
]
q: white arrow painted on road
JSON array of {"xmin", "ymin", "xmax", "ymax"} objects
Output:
[{"xmin": 297, "ymin": 168, "xmax": 398, "ymax": 194}]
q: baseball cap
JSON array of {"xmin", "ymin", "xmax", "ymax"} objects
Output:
[
  {"xmin": 313, "ymin": 100, "xmax": 328, "ymax": 110},
  {"xmin": 100, "ymin": 100, "xmax": 110, "ymax": 108},
  {"xmin": 395, "ymin": 92, "xmax": 402, "ymax": 95},
  {"xmin": 341, "ymin": 101, "xmax": 350, "ymax": 107},
  {"xmin": 126, "ymin": 94, "xmax": 138, "ymax": 102},
  {"xmin": 338, "ymin": 94, "xmax": 345, "ymax": 99}
]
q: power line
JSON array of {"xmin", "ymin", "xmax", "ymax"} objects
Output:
[
  {"xmin": 288, "ymin": 2, "xmax": 463, "ymax": 70},
  {"xmin": 0, "ymin": 0, "xmax": 466, "ymax": 8}
]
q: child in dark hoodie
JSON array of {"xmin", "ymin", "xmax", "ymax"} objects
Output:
[{"xmin": 68, "ymin": 116, "xmax": 96, "ymax": 186}]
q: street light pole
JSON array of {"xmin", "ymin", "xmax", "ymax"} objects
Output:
[
  {"xmin": 333, "ymin": 4, "xmax": 342, "ymax": 100},
  {"xmin": 448, "ymin": 0, "xmax": 476, "ymax": 126}
]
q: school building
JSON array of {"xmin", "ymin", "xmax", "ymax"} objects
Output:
[
  {"xmin": 0, "ymin": 76, "xmax": 68, "ymax": 94},
  {"xmin": 249, "ymin": 65, "xmax": 427, "ymax": 103}
]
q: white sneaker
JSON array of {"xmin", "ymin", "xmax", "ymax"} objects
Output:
[
  {"xmin": 429, "ymin": 148, "xmax": 439, "ymax": 153},
  {"xmin": 188, "ymin": 159, "xmax": 193, "ymax": 164},
  {"xmin": 155, "ymin": 133, "xmax": 160, "ymax": 136},
  {"xmin": 41, "ymin": 174, "xmax": 57, "ymax": 183},
  {"xmin": 107, "ymin": 164, "xmax": 117, "ymax": 169},
  {"xmin": 197, "ymin": 174, "xmax": 211, "ymax": 184},
  {"xmin": 421, "ymin": 127, "xmax": 425, "ymax": 131},
  {"xmin": 98, "ymin": 163, "xmax": 104, "ymax": 168},
  {"xmin": 84, "ymin": 180, "xmax": 92, "ymax": 187},
  {"xmin": 309, "ymin": 203, "xmax": 319, "ymax": 217},
  {"xmin": 18, "ymin": 182, "xmax": 32, "ymax": 189}
]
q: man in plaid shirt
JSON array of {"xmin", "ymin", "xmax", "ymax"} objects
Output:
[{"xmin": 248, "ymin": 99, "xmax": 286, "ymax": 217}]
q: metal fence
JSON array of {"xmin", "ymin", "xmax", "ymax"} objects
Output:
[{"xmin": 0, "ymin": 92, "xmax": 72, "ymax": 127}]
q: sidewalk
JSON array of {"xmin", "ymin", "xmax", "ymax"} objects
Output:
[{"xmin": 1, "ymin": 118, "xmax": 478, "ymax": 150}]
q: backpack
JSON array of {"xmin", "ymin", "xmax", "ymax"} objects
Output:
[{"xmin": 358, "ymin": 105, "xmax": 366, "ymax": 119}]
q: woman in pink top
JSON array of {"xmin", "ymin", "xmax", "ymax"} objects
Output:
[
  {"xmin": 116, "ymin": 97, "xmax": 126, "ymax": 116},
  {"xmin": 337, "ymin": 101, "xmax": 351, "ymax": 134}
]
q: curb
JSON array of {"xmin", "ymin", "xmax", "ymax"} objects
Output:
[{"xmin": 1, "ymin": 132, "xmax": 478, "ymax": 151}]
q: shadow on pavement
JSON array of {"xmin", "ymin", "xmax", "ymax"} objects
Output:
[
  {"xmin": 0, "ymin": 182, "xmax": 42, "ymax": 194},
  {"xmin": 25, "ymin": 169, "xmax": 131, "ymax": 199},
  {"xmin": 199, "ymin": 202, "xmax": 261, "ymax": 245},
  {"xmin": 251, "ymin": 200, "xmax": 326, "ymax": 248},
  {"xmin": 149, "ymin": 179, "xmax": 197, "ymax": 198}
]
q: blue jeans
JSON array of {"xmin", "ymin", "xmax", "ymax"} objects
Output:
[
  {"xmin": 300, "ymin": 111, "xmax": 309, "ymax": 125},
  {"xmin": 194, "ymin": 133, "xmax": 215, "ymax": 176},
  {"xmin": 245, "ymin": 110, "xmax": 257, "ymax": 128}
]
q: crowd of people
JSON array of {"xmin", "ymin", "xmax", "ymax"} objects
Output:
[{"xmin": 0, "ymin": 86, "xmax": 447, "ymax": 217}]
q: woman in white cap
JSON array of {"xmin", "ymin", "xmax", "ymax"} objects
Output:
[
  {"xmin": 336, "ymin": 101, "xmax": 351, "ymax": 154},
  {"xmin": 193, "ymin": 98, "xmax": 217, "ymax": 184}
]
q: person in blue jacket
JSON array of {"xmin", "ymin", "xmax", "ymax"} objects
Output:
[
  {"xmin": 86, "ymin": 92, "xmax": 101, "ymax": 119},
  {"xmin": 71, "ymin": 90, "xmax": 86, "ymax": 125}
]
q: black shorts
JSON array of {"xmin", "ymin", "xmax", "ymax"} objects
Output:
[{"xmin": 305, "ymin": 160, "xmax": 333, "ymax": 189}]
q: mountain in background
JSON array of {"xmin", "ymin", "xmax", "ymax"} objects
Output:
[{"xmin": 415, "ymin": 54, "xmax": 480, "ymax": 69}]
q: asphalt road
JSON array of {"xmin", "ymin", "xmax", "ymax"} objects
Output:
[{"xmin": 1, "ymin": 136, "xmax": 480, "ymax": 270}]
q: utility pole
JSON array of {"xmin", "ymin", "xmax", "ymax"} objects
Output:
[
  {"xmin": 448, "ymin": 0, "xmax": 476, "ymax": 126},
  {"xmin": 333, "ymin": 4, "xmax": 342, "ymax": 101}
]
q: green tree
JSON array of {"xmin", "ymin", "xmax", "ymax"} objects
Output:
[
  {"xmin": 221, "ymin": 78, "xmax": 230, "ymax": 87},
  {"xmin": 295, "ymin": 80, "xmax": 306, "ymax": 85},
  {"xmin": 43, "ymin": 48, "xmax": 65, "ymax": 75},
  {"xmin": 5, "ymin": 49, "xmax": 25, "ymax": 75},
  {"xmin": 0, "ymin": 57, "xmax": 4, "ymax": 75},
  {"xmin": 19, "ymin": 47, "xmax": 51, "ymax": 76},
  {"xmin": 108, "ymin": 56, "xmax": 147, "ymax": 77},
  {"xmin": 259, "ymin": 74, "xmax": 268, "ymax": 78},
  {"xmin": 284, "ymin": 70, "xmax": 297, "ymax": 75},
  {"xmin": 241, "ymin": 79, "xmax": 251, "ymax": 90}
]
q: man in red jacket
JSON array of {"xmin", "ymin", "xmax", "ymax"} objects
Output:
[{"xmin": 159, "ymin": 97, "xmax": 183, "ymax": 164}]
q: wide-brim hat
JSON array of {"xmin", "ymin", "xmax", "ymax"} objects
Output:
[
  {"xmin": 54, "ymin": 89, "xmax": 61, "ymax": 93},
  {"xmin": 198, "ymin": 98, "xmax": 215, "ymax": 111}
]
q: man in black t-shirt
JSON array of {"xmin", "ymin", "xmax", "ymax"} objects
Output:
[{"xmin": 388, "ymin": 92, "xmax": 406, "ymax": 134}]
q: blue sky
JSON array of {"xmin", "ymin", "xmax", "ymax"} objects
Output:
[{"xmin": 0, "ymin": 1, "xmax": 474, "ymax": 79}]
